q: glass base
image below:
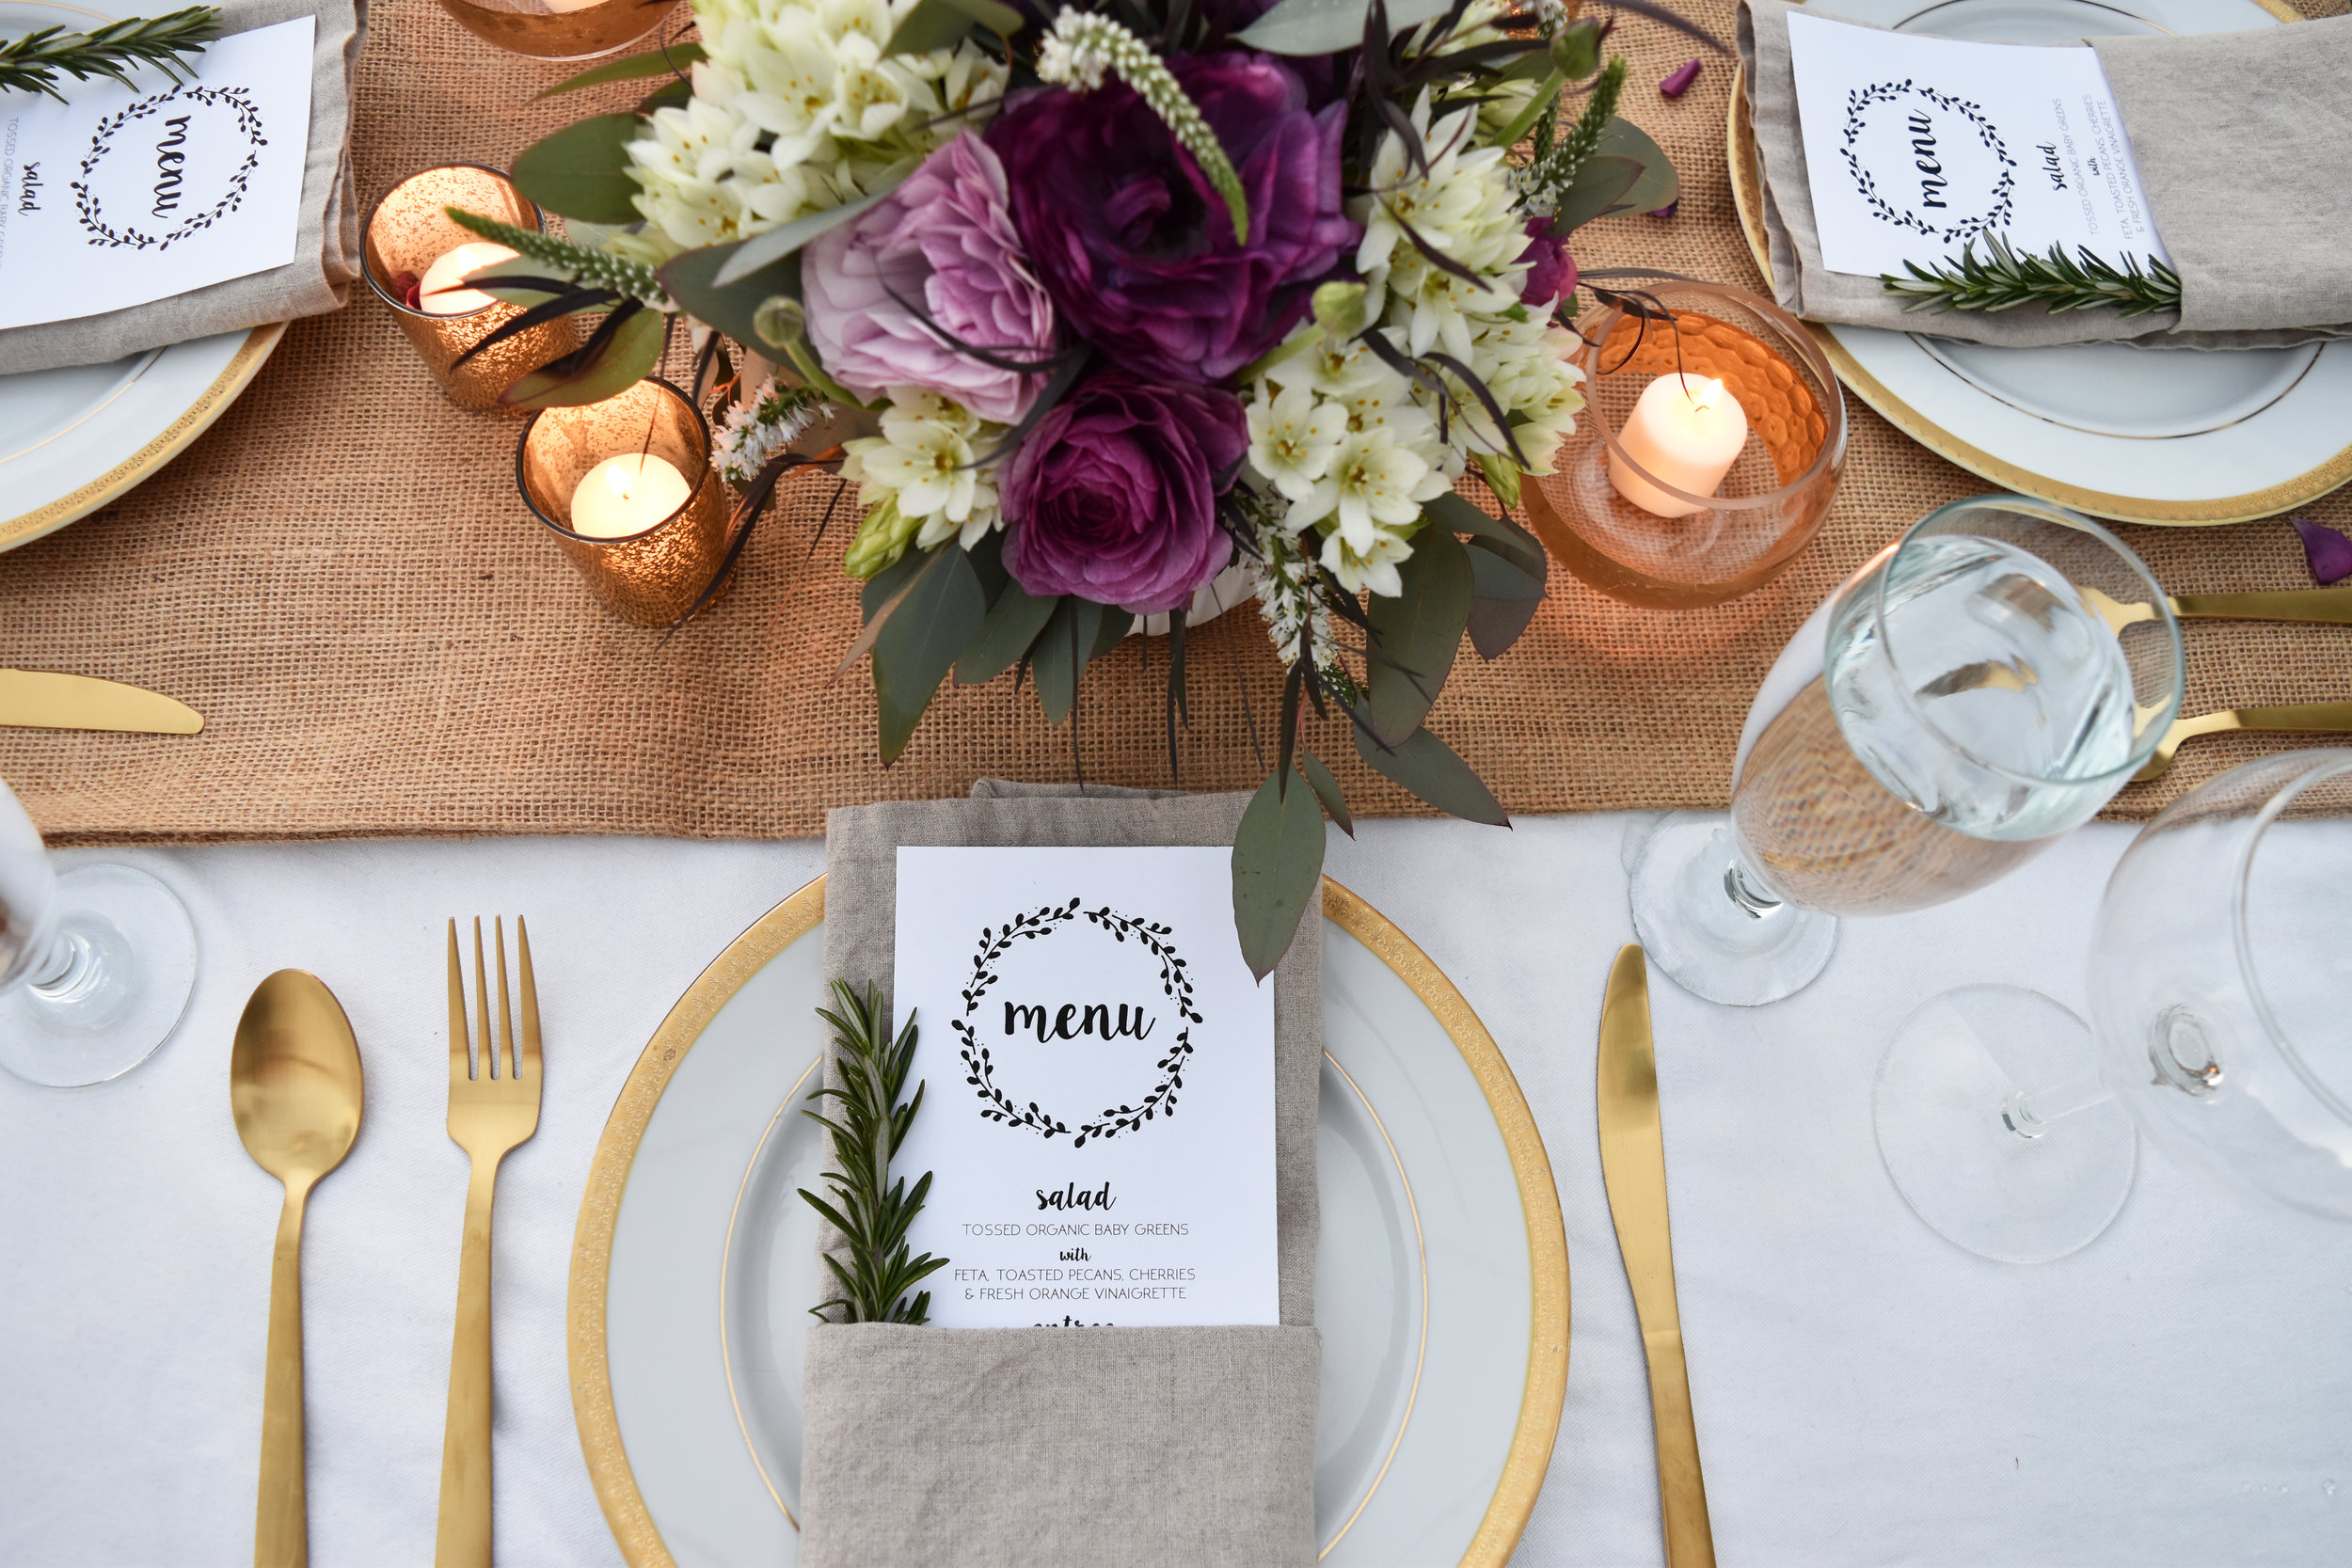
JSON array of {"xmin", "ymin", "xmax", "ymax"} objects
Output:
[
  {"xmin": 1626, "ymin": 813, "xmax": 1837, "ymax": 1006},
  {"xmin": 1874, "ymin": 986, "xmax": 2136, "ymax": 1265},
  {"xmin": 0, "ymin": 864, "xmax": 198, "ymax": 1087}
]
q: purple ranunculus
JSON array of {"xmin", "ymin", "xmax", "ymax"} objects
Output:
[
  {"xmin": 1518, "ymin": 217, "xmax": 1577, "ymax": 307},
  {"xmin": 989, "ymin": 53, "xmax": 1357, "ymax": 385},
  {"xmin": 802, "ymin": 132, "xmax": 1056, "ymax": 424},
  {"xmin": 1000, "ymin": 370, "xmax": 1247, "ymax": 613}
]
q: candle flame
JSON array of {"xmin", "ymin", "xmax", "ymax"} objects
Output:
[{"xmin": 605, "ymin": 459, "xmax": 637, "ymax": 503}]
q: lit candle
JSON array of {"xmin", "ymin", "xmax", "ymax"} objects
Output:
[
  {"xmin": 569, "ymin": 453, "xmax": 692, "ymax": 539},
  {"xmin": 416, "ymin": 242, "xmax": 518, "ymax": 316},
  {"xmin": 1608, "ymin": 373, "xmax": 1749, "ymax": 518}
]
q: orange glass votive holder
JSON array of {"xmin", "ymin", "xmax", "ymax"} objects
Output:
[
  {"xmin": 1523, "ymin": 278, "xmax": 1846, "ymax": 610},
  {"xmin": 363, "ymin": 165, "xmax": 580, "ymax": 412},
  {"xmin": 437, "ymin": 0, "xmax": 681, "ymax": 60},
  {"xmin": 516, "ymin": 378, "xmax": 737, "ymax": 626}
]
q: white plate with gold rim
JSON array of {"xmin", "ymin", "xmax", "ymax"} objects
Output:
[
  {"xmin": 0, "ymin": 2, "xmax": 284, "ymax": 554},
  {"xmin": 569, "ymin": 876, "xmax": 1569, "ymax": 1568},
  {"xmin": 1728, "ymin": 0, "xmax": 2348, "ymax": 525}
]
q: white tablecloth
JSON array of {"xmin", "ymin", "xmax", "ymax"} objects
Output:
[{"xmin": 3, "ymin": 816, "xmax": 2346, "ymax": 1567}]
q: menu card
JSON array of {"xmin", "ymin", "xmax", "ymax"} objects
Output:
[
  {"xmin": 1786, "ymin": 12, "xmax": 2168, "ymax": 279},
  {"xmin": 0, "ymin": 17, "xmax": 315, "ymax": 329},
  {"xmin": 892, "ymin": 846, "xmax": 1280, "ymax": 1328}
]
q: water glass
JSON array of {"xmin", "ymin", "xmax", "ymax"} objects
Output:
[{"xmin": 1628, "ymin": 495, "xmax": 2184, "ymax": 1006}]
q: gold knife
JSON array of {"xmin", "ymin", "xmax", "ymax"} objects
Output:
[
  {"xmin": 0, "ymin": 669, "xmax": 202, "ymax": 734},
  {"xmin": 2134, "ymin": 700, "xmax": 2352, "ymax": 783},
  {"xmin": 1598, "ymin": 944, "xmax": 1716, "ymax": 1568},
  {"xmin": 2085, "ymin": 585, "xmax": 2352, "ymax": 629}
]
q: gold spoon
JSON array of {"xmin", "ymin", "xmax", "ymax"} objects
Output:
[{"xmin": 230, "ymin": 972, "xmax": 364, "ymax": 1568}]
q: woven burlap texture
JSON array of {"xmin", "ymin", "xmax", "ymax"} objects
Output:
[{"xmin": 2, "ymin": 0, "xmax": 2346, "ymax": 845}]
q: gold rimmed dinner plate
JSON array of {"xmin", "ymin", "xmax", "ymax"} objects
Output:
[
  {"xmin": 0, "ymin": 3, "xmax": 288, "ymax": 555},
  {"xmin": 569, "ymin": 876, "xmax": 1570, "ymax": 1567},
  {"xmin": 1727, "ymin": 0, "xmax": 2347, "ymax": 525}
]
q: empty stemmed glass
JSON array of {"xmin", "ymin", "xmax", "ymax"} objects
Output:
[
  {"xmin": 1876, "ymin": 749, "xmax": 2352, "ymax": 1262},
  {"xmin": 1627, "ymin": 495, "xmax": 2184, "ymax": 1006},
  {"xmin": 0, "ymin": 777, "xmax": 198, "ymax": 1086}
]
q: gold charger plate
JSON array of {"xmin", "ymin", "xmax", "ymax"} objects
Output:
[
  {"xmin": 1724, "ymin": 0, "xmax": 2348, "ymax": 525},
  {"xmin": 568, "ymin": 875, "xmax": 1570, "ymax": 1567}
]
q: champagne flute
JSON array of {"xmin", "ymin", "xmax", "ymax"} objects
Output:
[
  {"xmin": 0, "ymin": 777, "xmax": 198, "ymax": 1086},
  {"xmin": 1877, "ymin": 750, "xmax": 2352, "ymax": 1262},
  {"xmin": 1627, "ymin": 495, "xmax": 2184, "ymax": 1006}
]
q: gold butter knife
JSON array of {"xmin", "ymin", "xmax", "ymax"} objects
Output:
[
  {"xmin": 2134, "ymin": 700, "xmax": 2352, "ymax": 783},
  {"xmin": 2085, "ymin": 585, "xmax": 2352, "ymax": 629},
  {"xmin": 1598, "ymin": 944, "xmax": 1716, "ymax": 1568},
  {"xmin": 0, "ymin": 668, "xmax": 202, "ymax": 734}
]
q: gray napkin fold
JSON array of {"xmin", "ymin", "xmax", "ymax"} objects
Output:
[
  {"xmin": 1739, "ymin": 0, "xmax": 2352, "ymax": 349},
  {"xmin": 801, "ymin": 782, "xmax": 1322, "ymax": 1568},
  {"xmin": 0, "ymin": 0, "xmax": 366, "ymax": 376}
]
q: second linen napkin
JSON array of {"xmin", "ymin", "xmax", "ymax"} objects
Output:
[{"xmin": 800, "ymin": 782, "xmax": 1322, "ymax": 1568}]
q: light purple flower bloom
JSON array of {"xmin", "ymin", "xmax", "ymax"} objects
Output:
[
  {"xmin": 1001, "ymin": 370, "xmax": 1247, "ymax": 614},
  {"xmin": 803, "ymin": 133, "xmax": 1057, "ymax": 424}
]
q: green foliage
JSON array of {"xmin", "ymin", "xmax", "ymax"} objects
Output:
[
  {"xmin": 0, "ymin": 7, "xmax": 219, "ymax": 101},
  {"xmin": 714, "ymin": 186, "xmax": 898, "ymax": 286},
  {"xmin": 871, "ymin": 546, "xmax": 987, "ymax": 763},
  {"xmin": 1518, "ymin": 55, "xmax": 1628, "ymax": 218},
  {"xmin": 444, "ymin": 209, "xmax": 665, "ymax": 304},
  {"xmin": 513, "ymin": 115, "xmax": 648, "ymax": 225},
  {"xmin": 798, "ymin": 981, "xmax": 947, "ymax": 1325},
  {"xmin": 956, "ymin": 583, "xmax": 1059, "ymax": 687},
  {"xmin": 1232, "ymin": 767, "xmax": 1327, "ymax": 982},
  {"xmin": 500, "ymin": 305, "xmax": 668, "ymax": 409},
  {"xmin": 537, "ymin": 42, "xmax": 705, "ymax": 96},
  {"xmin": 1364, "ymin": 526, "xmax": 1472, "ymax": 747},
  {"xmin": 1883, "ymin": 233, "xmax": 2182, "ymax": 318},
  {"xmin": 1355, "ymin": 725, "xmax": 1507, "ymax": 825},
  {"xmin": 1233, "ymin": 0, "xmax": 1453, "ymax": 56},
  {"xmin": 883, "ymin": 0, "xmax": 1025, "ymax": 56}
]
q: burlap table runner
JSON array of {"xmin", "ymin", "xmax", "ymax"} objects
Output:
[{"xmin": 2, "ymin": 0, "xmax": 2345, "ymax": 845}]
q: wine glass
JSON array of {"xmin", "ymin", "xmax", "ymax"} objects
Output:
[
  {"xmin": 0, "ymin": 777, "xmax": 198, "ymax": 1087},
  {"xmin": 1877, "ymin": 749, "xmax": 2352, "ymax": 1262},
  {"xmin": 1627, "ymin": 495, "xmax": 2184, "ymax": 1006}
]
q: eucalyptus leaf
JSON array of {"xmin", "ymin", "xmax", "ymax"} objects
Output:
[
  {"xmin": 513, "ymin": 115, "xmax": 647, "ymax": 225},
  {"xmin": 1546, "ymin": 153, "xmax": 1645, "ymax": 236},
  {"xmin": 1364, "ymin": 526, "xmax": 1472, "ymax": 748},
  {"xmin": 464, "ymin": 255, "xmax": 580, "ymax": 306},
  {"xmin": 715, "ymin": 185, "xmax": 898, "ymax": 286},
  {"xmin": 1030, "ymin": 597, "xmax": 1104, "ymax": 725},
  {"xmin": 873, "ymin": 546, "xmax": 986, "ymax": 763},
  {"xmin": 1233, "ymin": 0, "xmax": 1450, "ymax": 55},
  {"xmin": 883, "ymin": 0, "xmax": 1023, "ymax": 55},
  {"xmin": 1091, "ymin": 607, "xmax": 1135, "ymax": 660},
  {"xmin": 537, "ymin": 42, "xmax": 705, "ymax": 96},
  {"xmin": 1232, "ymin": 767, "xmax": 1327, "ymax": 982},
  {"xmin": 1301, "ymin": 752, "xmax": 1354, "ymax": 838},
  {"xmin": 1465, "ymin": 541, "xmax": 1545, "ymax": 660},
  {"xmin": 1423, "ymin": 490, "xmax": 1545, "ymax": 581},
  {"xmin": 1596, "ymin": 118, "xmax": 1679, "ymax": 216},
  {"xmin": 659, "ymin": 242, "xmax": 803, "ymax": 349},
  {"xmin": 499, "ymin": 306, "xmax": 666, "ymax": 409},
  {"xmin": 957, "ymin": 584, "xmax": 1058, "ymax": 686},
  {"xmin": 1355, "ymin": 725, "xmax": 1508, "ymax": 826}
]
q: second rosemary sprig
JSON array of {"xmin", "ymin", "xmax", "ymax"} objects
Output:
[{"xmin": 1882, "ymin": 232, "xmax": 2182, "ymax": 318}]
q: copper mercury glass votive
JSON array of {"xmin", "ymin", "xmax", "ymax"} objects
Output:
[
  {"xmin": 436, "ymin": 0, "xmax": 682, "ymax": 60},
  {"xmin": 363, "ymin": 165, "xmax": 580, "ymax": 412},
  {"xmin": 1523, "ymin": 278, "xmax": 1846, "ymax": 610},
  {"xmin": 516, "ymin": 378, "xmax": 737, "ymax": 626}
]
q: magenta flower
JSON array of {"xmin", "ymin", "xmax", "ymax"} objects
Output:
[
  {"xmin": 989, "ymin": 52, "xmax": 1357, "ymax": 384},
  {"xmin": 803, "ymin": 132, "xmax": 1056, "ymax": 424},
  {"xmin": 1001, "ymin": 370, "xmax": 1247, "ymax": 613},
  {"xmin": 1517, "ymin": 217, "xmax": 1577, "ymax": 307}
]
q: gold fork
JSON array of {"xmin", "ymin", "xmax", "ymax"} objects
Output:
[{"xmin": 437, "ymin": 918, "xmax": 541, "ymax": 1568}]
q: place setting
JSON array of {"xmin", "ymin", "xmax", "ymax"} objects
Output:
[{"xmin": 1, "ymin": 0, "xmax": 2348, "ymax": 1564}]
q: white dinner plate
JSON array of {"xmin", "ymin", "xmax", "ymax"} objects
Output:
[
  {"xmin": 569, "ymin": 877, "xmax": 1570, "ymax": 1568},
  {"xmin": 1728, "ymin": 0, "xmax": 2347, "ymax": 525},
  {"xmin": 0, "ymin": 2, "xmax": 285, "ymax": 554}
]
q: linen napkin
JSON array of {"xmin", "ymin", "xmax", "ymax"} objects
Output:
[
  {"xmin": 800, "ymin": 781, "xmax": 1322, "ymax": 1568},
  {"xmin": 1739, "ymin": 0, "xmax": 2352, "ymax": 349},
  {"xmin": 0, "ymin": 0, "xmax": 365, "ymax": 376}
]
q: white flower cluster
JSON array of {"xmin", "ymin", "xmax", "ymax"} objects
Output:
[
  {"xmin": 837, "ymin": 389, "xmax": 1009, "ymax": 577},
  {"xmin": 616, "ymin": 0, "xmax": 1007, "ymax": 261},
  {"xmin": 1240, "ymin": 88, "xmax": 1582, "ymax": 599},
  {"xmin": 716, "ymin": 377, "xmax": 830, "ymax": 486}
]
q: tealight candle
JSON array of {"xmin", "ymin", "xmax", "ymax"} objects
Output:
[
  {"xmin": 416, "ymin": 241, "xmax": 516, "ymax": 316},
  {"xmin": 569, "ymin": 452, "xmax": 692, "ymax": 539},
  {"xmin": 1608, "ymin": 373, "xmax": 1749, "ymax": 518}
]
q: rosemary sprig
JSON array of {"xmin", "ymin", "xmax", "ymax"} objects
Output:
[
  {"xmin": 1517, "ymin": 54, "xmax": 1627, "ymax": 216},
  {"xmin": 0, "ymin": 7, "xmax": 222, "ymax": 102},
  {"xmin": 1882, "ymin": 232, "xmax": 2181, "ymax": 318},
  {"xmin": 444, "ymin": 208, "xmax": 669, "ymax": 308},
  {"xmin": 798, "ymin": 980, "xmax": 948, "ymax": 1325}
]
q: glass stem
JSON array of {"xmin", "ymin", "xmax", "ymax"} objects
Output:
[
  {"xmin": 26, "ymin": 926, "xmax": 106, "ymax": 1008},
  {"xmin": 1723, "ymin": 853, "xmax": 1784, "ymax": 920},
  {"xmin": 2000, "ymin": 1070, "xmax": 2114, "ymax": 1139}
]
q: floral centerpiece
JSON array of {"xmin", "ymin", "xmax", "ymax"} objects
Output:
[{"xmin": 450, "ymin": 0, "xmax": 1702, "ymax": 972}]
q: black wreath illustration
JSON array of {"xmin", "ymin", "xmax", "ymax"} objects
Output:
[
  {"xmin": 1838, "ymin": 78, "xmax": 2015, "ymax": 245},
  {"xmin": 951, "ymin": 896, "xmax": 1200, "ymax": 1148},
  {"xmin": 73, "ymin": 87, "xmax": 267, "ymax": 253}
]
